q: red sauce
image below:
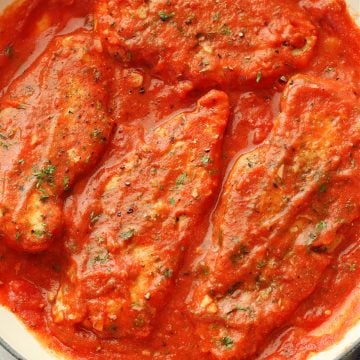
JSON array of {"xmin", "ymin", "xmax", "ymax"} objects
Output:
[{"xmin": 0, "ymin": 0, "xmax": 359, "ymax": 359}]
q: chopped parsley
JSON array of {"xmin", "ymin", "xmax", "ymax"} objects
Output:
[
  {"xmin": 38, "ymin": 187, "xmax": 50, "ymax": 201},
  {"xmin": 91, "ymin": 129, "xmax": 105, "ymax": 142},
  {"xmin": 33, "ymin": 162, "xmax": 56, "ymax": 188},
  {"xmin": 163, "ymin": 268, "xmax": 173, "ymax": 278},
  {"xmin": 0, "ymin": 141, "xmax": 9, "ymax": 149},
  {"xmin": 120, "ymin": 229, "xmax": 135, "ymax": 241},
  {"xmin": 212, "ymin": 12, "xmax": 221, "ymax": 21},
  {"xmin": 220, "ymin": 336, "xmax": 234, "ymax": 349},
  {"xmin": 33, "ymin": 230, "xmax": 45, "ymax": 238},
  {"xmin": 91, "ymin": 129, "xmax": 102, "ymax": 138},
  {"xmin": 176, "ymin": 172, "xmax": 187, "ymax": 186},
  {"xmin": 201, "ymin": 58, "xmax": 210, "ymax": 67},
  {"xmin": 89, "ymin": 211, "xmax": 101, "ymax": 225},
  {"xmin": 230, "ymin": 245, "xmax": 250, "ymax": 265},
  {"xmin": 256, "ymin": 260, "xmax": 266, "ymax": 269},
  {"xmin": 237, "ymin": 306, "xmax": 253, "ymax": 314},
  {"xmin": 256, "ymin": 71, "xmax": 262, "ymax": 83},
  {"xmin": 198, "ymin": 264, "xmax": 210, "ymax": 276},
  {"xmin": 96, "ymin": 236, "xmax": 105, "ymax": 244},
  {"xmin": 308, "ymin": 221, "xmax": 327, "ymax": 247},
  {"xmin": 94, "ymin": 69, "xmax": 101, "ymax": 82},
  {"xmin": 63, "ymin": 176, "xmax": 69, "ymax": 191},
  {"xmin": 226, "ymin": 306, "xmax": 254, "ymax": 316},
  {"xmin": 92, "ymin": 250, "xmax": 110, "ymax": 265},
  {"xmin": 201, "ymin": 155, "xmax": 211, "ymax": 165},
  {"xmin": 319, "ymin": 184, "xmax": 327, "ymax": 193},
  {"xmin": 325, "ymin": 67, "xmax": 335, "ymax": 73},
  {"xmin": 315, "ymin": 220, "xmax": 327, "ymax": 232},
  {"xmin": 158, "ymin": 11, "xmax": 175, "ymax": 21},
  {"xmin": 349, "ymin": 263, "xmax": 357, "ymax": 272},
  {"xmin": 220, "ymin": 25, "xmax": 232, "ymax": 36},
  {"xmin": 4, "ymin": 44, "xmax": 13, "ymax": 57},
  {"xmin": 31, "ymin": 227, "xmax": 48, "ymax": 238}
]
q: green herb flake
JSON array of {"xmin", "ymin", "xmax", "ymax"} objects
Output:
[
  {"xmin": 349, "ymin": 263, "xmax": 357, "ymax": 272},
  {"xmin": 4, "ymin": 44, "xmax": 13, "ymax": 57},
  {"xmin": 202, "ymin": 59, "xmax": 210, "ymax": 66},
  {"xmin": 201, "ymin": 155, "xmax": 211, "ymax": 165},
  {"xmin": 176, "ymin": 172, "xmax": 187, "ymax": 186},
  {"xmin": 325, "ymin": 67, "xmax": 335, "ymax": 73},
  {"xmin": 33, "ymin": 162, "xmax": 56, "ymax": 188},
  {"xmin": 198, "ymin": 265, "xmax": 210, "ymax": 276},
  {"xmin": 230, "ymin": 245, "xmax": 250, "ymax": 265},
  {"xmin": 89, "ymin": 211, "xmax": 101, "ymax": 225},
  {"xmin": 220, "ymin": 336, "xmax": 234, "ymax": 349},
  {"xmin": 319, "ymin": 184, "xmax": 327, "ymax": 193},
  {"xmin": 92, "ymin": 250, "xmax": 110, "ymax": 265},
  {"xmin": 256, "ymin": 71, "xmax": 262, "ymax": 83},
  {"xmin": 158, "ymin": 10, "xmax": 175, "ymax": 21},
  {"xmin": 120, "ymin": 229, "xmax": 135, "ymax": 241},
  {"xmin": 63, "ymin": 176, "xmax": 69, "ymax": 191},
  {"xmin": 94, "ymin": 69, "xmax": 101, "ymax": 82},
  {"xmin": 163, "ymin": 268, "xmax": 173, "ymax": 278},
  {"xmin": 212, "ymin": 12, "xmax": 220, "ymax": 21},
  {"xmin": 32, "ymin": 229, "xmax": 46, "ymax": 238},
  {"xmin": 237, "ymin": 306, "xmax": 253, "ymax": 313},
  {"xmin": 38, "ymin": 187, "xmax": 50, "ymax": 201},
  {"xmin": 227, "ymin": 306, "xmax": 254, "ymax": 316},
  {"xmin": 0, "ymin": 141, "xmax": 9, "ymax": 149},
  {"xmin": 315, "ymin": 220, "xmax": 327, "ymax": 232},
  {"xmin": 169, "ymin": 197, "xmax": 176, "ymax": 205},
  {"xmin": 91, "ymin": 129, "xmax": 103, "ymax": 139},
  {"xmin": 220, "ymin": 25, "xmax": 232, "ymax": 36}
]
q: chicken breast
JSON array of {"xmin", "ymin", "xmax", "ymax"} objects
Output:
[
  {"xmin": 186, "ymin": 75, "xmax": 360, "ymax": 359},
  {"xmin": 95, "ymin": 0, "xmax": 317, "ymax": 87},
  {"xmin": 51, "ymin": 90, "xmax": 229, "ymax": 338},
  {"xmin": 0, "ymin": 32, "xmax": 114, "ymax": 252}
]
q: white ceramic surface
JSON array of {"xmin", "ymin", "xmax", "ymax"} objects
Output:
[{"xmin": 0, "ymin": 0, "xmax": 359, "ymax": 359}]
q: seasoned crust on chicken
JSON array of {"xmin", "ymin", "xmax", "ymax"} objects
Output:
[
  {"xmin": 186, "ymin": 76, "xmax": 360, "ymax": 359},
  {"xmin": 0, "ymin": 32, "xmax": 114, "ymax": 252},
  {"xmin": 51, "ymin": 90, "xmax": 229, "ymax": 338},
  {"xmin": 95, "ymin": 0, "xmax": 317, "ymax": 87}
]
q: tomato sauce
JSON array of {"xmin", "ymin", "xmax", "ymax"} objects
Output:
[{"xmin": 0, "ymin": 0, "xmax": 359, "ymax": 359}]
